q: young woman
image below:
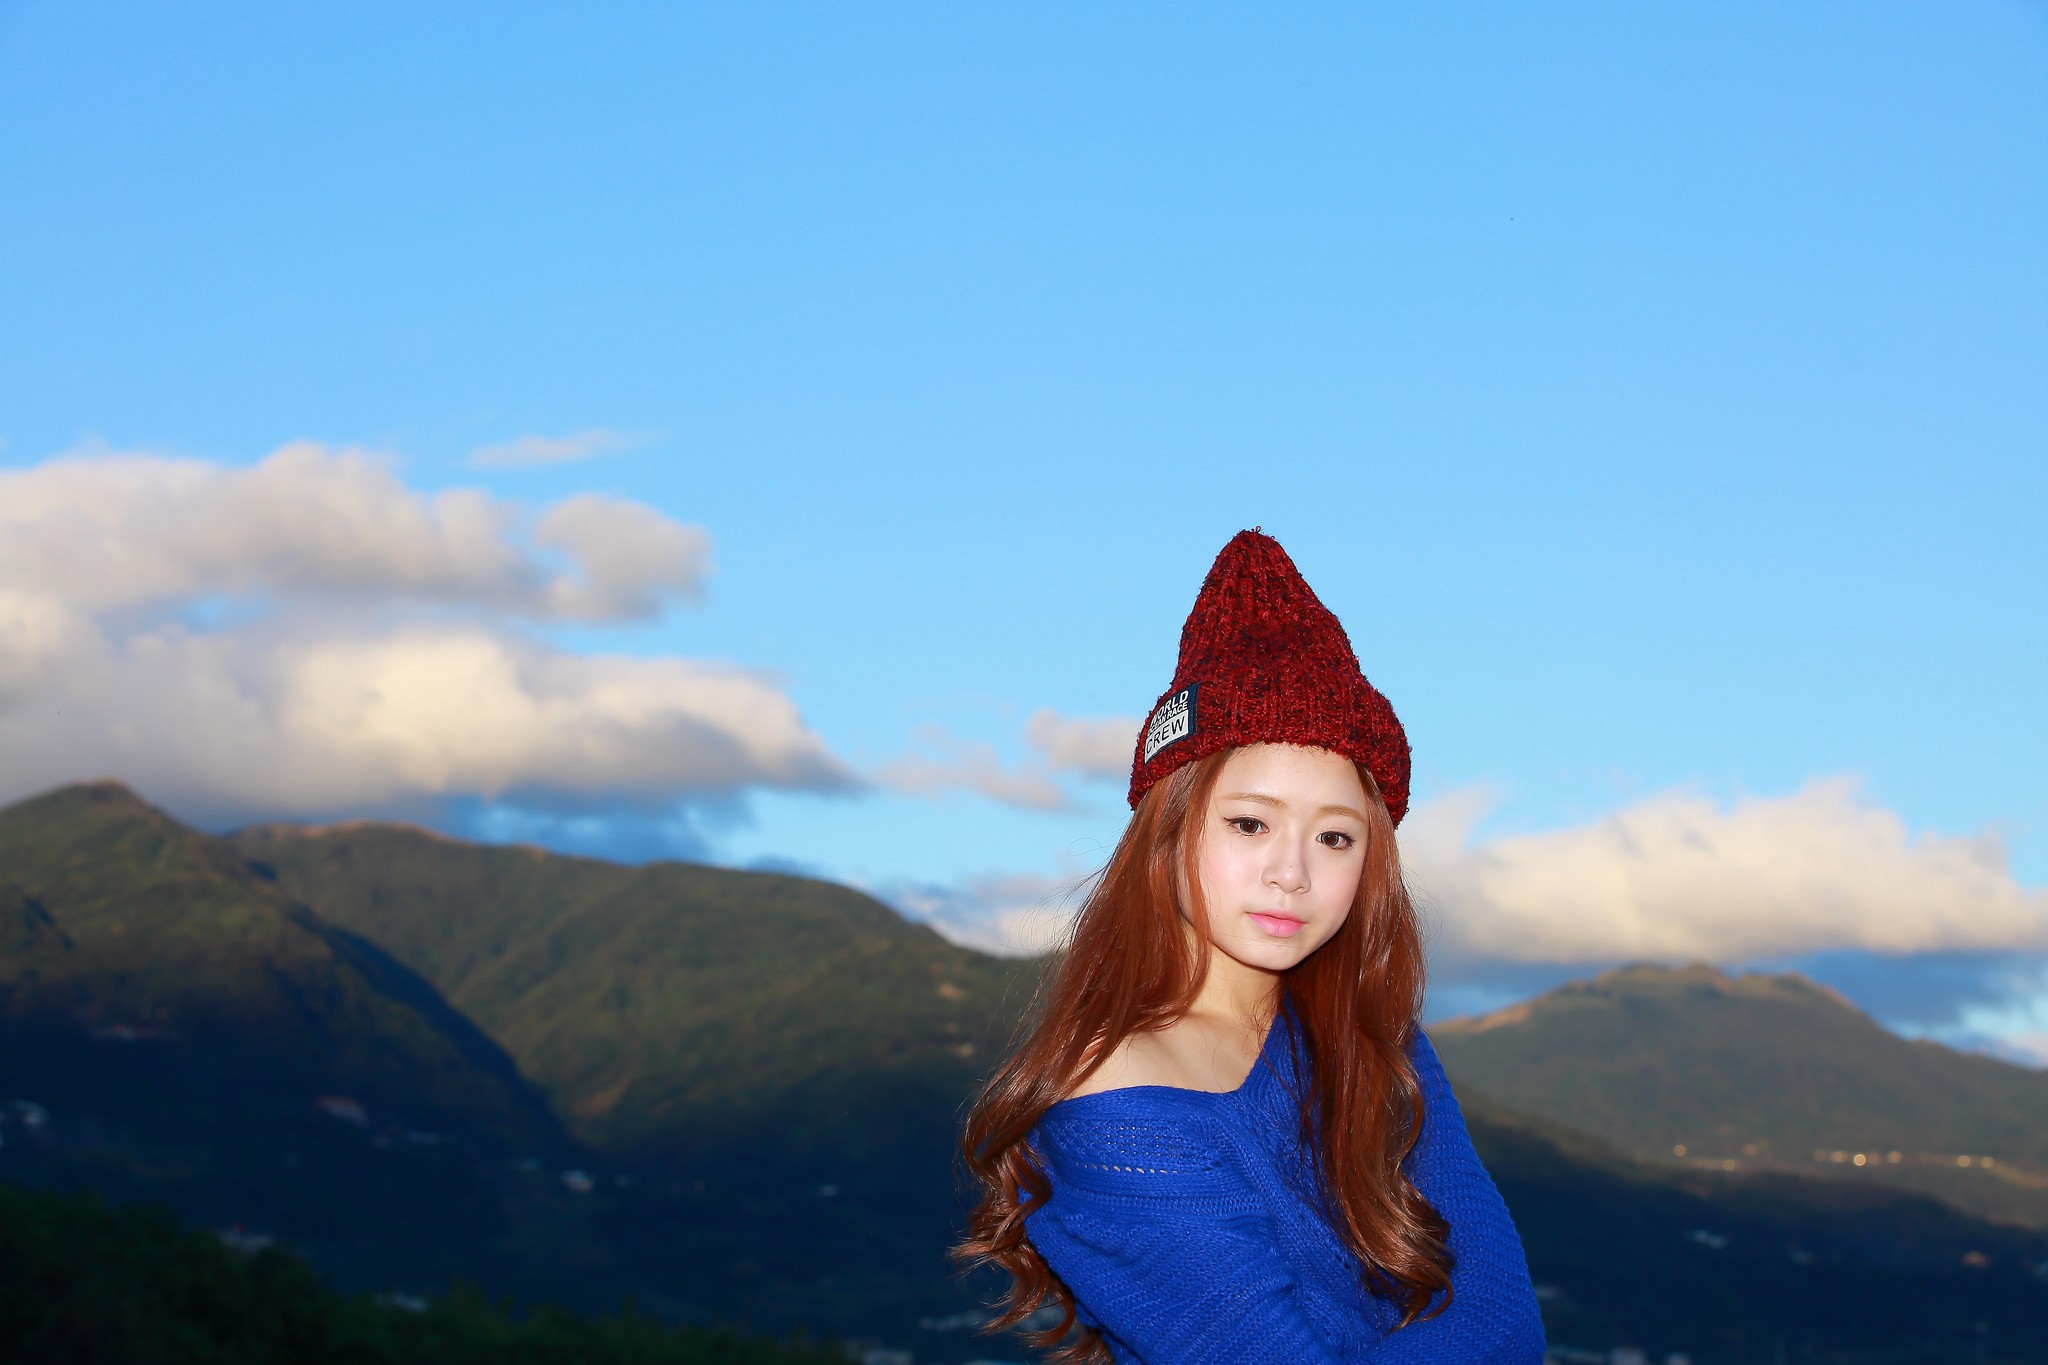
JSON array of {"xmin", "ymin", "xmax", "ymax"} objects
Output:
[{"xmin": 956, "ymin": 530, "xmax": 1546, "ymax": 1364}]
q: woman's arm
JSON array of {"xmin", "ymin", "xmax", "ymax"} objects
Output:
[
  {"xmin": 1026, "ymin": 1102, "xmax": 1350, "ymax": 1365},
  {"xmin": 1022, "ymin": 1031, "xmax": 1546, "ymax": 1365},
  {"xmin": 1353, "ymin": 1030, "xmax": 1547, "ymax": 1364},
  {"xmin": 1028, "ymin": 1191, "xmax": 1347, "ymax": 1365}
]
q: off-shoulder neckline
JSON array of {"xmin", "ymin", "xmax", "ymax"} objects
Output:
[{"xmin": 1041, "ymin": 1007, "xmax": 1291, "ymax": 1119}]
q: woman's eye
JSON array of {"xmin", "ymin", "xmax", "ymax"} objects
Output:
[
  {"xmin": 1228, "ymin": 816, "xmax": 1266, "ymax": 836},
  {"xmin": 1317, "ymin": 830, "xmax": 1356, "ymax": 850}
]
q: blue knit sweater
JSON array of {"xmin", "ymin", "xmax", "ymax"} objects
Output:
[{"xmin": 1023, "ymin": 1012, "xmax": 1546, "ymax": 1364}]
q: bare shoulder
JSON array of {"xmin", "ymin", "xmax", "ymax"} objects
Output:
[
  {"xmin": 1063, "ymin": 1030, "xmax": 1185, "ymax": 1099},
  {"xmin": 1063, "ymin": 1011, "xmax": 1272, "ymax": 1100}
]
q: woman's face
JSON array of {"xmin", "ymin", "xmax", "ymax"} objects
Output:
[{"xmin": 1187, "ymin": 743, "xmax": 1371, "ymax": 974}]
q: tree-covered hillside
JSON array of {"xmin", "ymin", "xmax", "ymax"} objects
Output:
[
  {"xmin": 229, "ymin": 818, "xmax": 1040, "ymax": 1170},
  {"xmin": 1464, "ymin": 1099, "xmax": 2048, "ymax": 1363},
  {"xmin": 4, "ymin": 782, "xmax": 2046, "ymax": 1359},
  {"xmin": 1433, "ymin": 963, "xmax": 2048, "ymax": 1228},
  {"xmin": 0, "ymin": 782, "xmax": 566, "ymax": 1154},
  {"xmin": 0, "ymin": 1180, "xmax": 846, "ymax": 1365}
]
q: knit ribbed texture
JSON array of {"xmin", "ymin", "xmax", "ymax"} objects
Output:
[
  {"xmin": 1127, "ymin": 531, "xmax": 1411, "ymax": 825},
  {"xmin": 1024, "ymin": 1018, "xmax": 1546, "ymax": 1364}
]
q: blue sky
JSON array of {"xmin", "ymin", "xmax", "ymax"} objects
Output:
[{"xmin": 2, "ymin": 2, "xmax": 2044, "ymax": 1051}]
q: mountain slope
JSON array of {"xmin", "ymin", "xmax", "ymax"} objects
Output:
[
  {"xmin": 1434, "ymin": 963, "xmax": 2048, "ymax": 1228},
  {"xmin": 4, "ymin": 783, "xmax": 2046, "ymax": 1354},
  {"xmin": 0, "ymin": 782, "xmax": 565, "ymax": 1153},
  {"xmin": 1462, "ymin": 1098, "xmax": 2048, "ymax": 1364},
  {"xmin": 229, "ymin": 820, "xmax": 1042, "ymax": 1172},
  {"xmin": 227, "ymin": 816, "xmax": 1048, "ymax": 1339}
]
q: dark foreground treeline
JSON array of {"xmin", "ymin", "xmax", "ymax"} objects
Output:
[{"xmin": 0, "ymin": 1182, "xmax": 847, "ymax": 1365}]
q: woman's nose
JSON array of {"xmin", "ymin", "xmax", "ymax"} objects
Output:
[{"xmin": 1265, "ymin": 855, "xmax": 1307, "ymax": 893}]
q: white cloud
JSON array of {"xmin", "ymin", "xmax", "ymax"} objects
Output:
[
  {"xmin": 467, "ymin": 428, "xmax": 651, "ymax": 470},
  {"xmin": 878, "ymin": 726, "xmax": 1071, "ymax": 811},
  {"xmin": 874, "ymin": 711, "xmax": 1141, "ymax": 811},
  {"xmin": 882, "ymin": 872, "xmax": 1088, "ymax": 957},
  {"xmin": 0, "ymin": 616, "xmax": 851, "ymax": 825},
  {"xmin": 1999, "ymin": 1033, "xmax": 2048, "ymax": 1067},
  {"xmin": 872, "ymin": 776, "xmax": 2048, "ymax": 1057},
  {"xmin": 883, "ymin": 778, "xmax": 2048, "ymax": 1059},
  {"xmin": 1403, "ymin": 778, "xmax": 2048, "ymax": 965},
  {"xmin": 0, "ymin": 443, "xmax": 705, "ymax": 622},
  {"xmin": 1026, "ymin": 709, "xmax": 1138, "ymax": 779},
  {"xmin": 0, "ymin": 445, "xmax": 846, "ymax": 823},
  {"xmin": 532, "ymin": 494, "xmax": 709, "ymax": 620},
  {"xmin": 0, "ymin": 587, "xmax": 91, "ymax": 706},
  {"xmin": 1891, "ymin": 974, "xmax": 2048, "ymax": 1067}
]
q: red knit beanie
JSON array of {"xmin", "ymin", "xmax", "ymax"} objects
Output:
[{"xmin": 1127, "ymin": 529, "xmax": 1411, "ymax": 826}]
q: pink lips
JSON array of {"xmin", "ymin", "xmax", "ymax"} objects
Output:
[{"xmin": 1248, "ymin": 912, "xmax": 1305, "ymax": 938}]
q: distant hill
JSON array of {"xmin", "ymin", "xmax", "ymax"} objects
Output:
[
  {"xmin": 1434, "ymin": 963, "xmax": 2048, "ymax": 1229},
  {"xmin": 226, "ymin": 814, "xmax": 1046, "ymax": 1340},
  {"xmin": 0, "ymin": 782, "xmax": 565, "ymax": 1155},
  {"xmin": 5, "ymin": 782, "xmax": 2045, "ymax": 1357},
  {"xmin": 228, "ymin": 820, "xmax": 1039, "ymax": 1174},
  {"xmin": 1463, "ymin": 1100, "xmax": 2048, "ymax": 1364},
  {"xmin": 0, "ymin": 1180, "xmax": 847, "ymax": 1365},
  {"xmin": 0, "ymin": 784, "xmax": 1044, "ymax": 1339}
]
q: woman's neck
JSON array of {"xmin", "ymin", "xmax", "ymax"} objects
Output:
[{"xmin": 1186, "ymin": 928, "xmax": 1282, "ymax": 1037}]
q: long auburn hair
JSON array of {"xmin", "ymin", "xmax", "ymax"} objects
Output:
[{"xmin": 953, "ymin": 747, "xmax": 1453, "ymax": 1361}]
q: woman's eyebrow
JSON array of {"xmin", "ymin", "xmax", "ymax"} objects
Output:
[{"xmin": 1221, "ymin": 792, "xmax": 1368, "ymax": 823}]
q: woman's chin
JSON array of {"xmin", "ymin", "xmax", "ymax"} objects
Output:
[{"xmin": 1217, "ymin": 934, "xmax": 1315, "ymax": 973}]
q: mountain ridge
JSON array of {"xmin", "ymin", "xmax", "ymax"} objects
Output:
[
  {"xmin": 0, "ymin": 781, "xmax": 567, "ymax": 1152},
  {"xmin": 227, "ymin": 814, "xmax": 1040, "ymax": 1166},
  {"xmin": 6, "ymin": 781, "xmax": 2046, "ymax": 1356},
  {"xmin": 1433, "ymin": 960, "xmax": 2048, "ymax": 1228}
]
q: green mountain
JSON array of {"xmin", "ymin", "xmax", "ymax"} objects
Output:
[
  {"xmin": 1464, "ymin": 1100, "xmax": 2048, "ymax": 1364},
  {"xmin": 5, "ymin": 782, "xmax": 2045, "ymax": 1359},
  {"xmin": 1433, "ymin": 963, "xmax": 2048, "ymax": 1229},
  {"xmin": 0, "ymin": 1181, "xmax": 847, "ymax": 1365},
  {"xmin": 0, "ymin": 783, "xmax": 1043, "ymax": 1339},
  {"xmin": 225, "ymin": 814, "xmax": 1044, "ymax": 1338},
  {"xmin": 227, "ymin": 819, "xmax": 1039, "ymax": 1174},
  {"xmin": 0, "ymin": 782, "xmax": 564, "ymax": 1154}
]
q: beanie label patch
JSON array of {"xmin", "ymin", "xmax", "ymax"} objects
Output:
[{"xmin": 1142, "ymin": 684, "xmax": 1199, "ymax": 764}]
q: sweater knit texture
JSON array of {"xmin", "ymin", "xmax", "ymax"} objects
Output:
[{"xmin": 1024, "ymin": 1013, "xmax": 1546, "ymax": 1364}]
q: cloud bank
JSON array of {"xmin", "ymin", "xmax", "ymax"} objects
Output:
[
  {"xmin": 1401, "ymin": 779, "xmax": 2048, "ymax": 1062},
  {"xmin": 467, "ymin": 427, "xmax": 653, "ymax": 470},
  {"xmin": 895, "ymin": 778, "xmax": 2048, "ymax": 1058},
  {"xmin": 0, "ymin": 444, "xmax": 846, "ymax": 826},
  {"xmin": 1025, "ymin": 709, "xmax": 1137, "ymax": 780},
  {"xmin": 1405, "ymin": 778, "xmax": 2048, "ymax": 965},
  {"xmin": 0, "ymin": 443, "xmax": 706, "ymax": 622},
  {"xmin": 878, "ymin": 709, "xmax": 1141, "ymax": 812},
  {"xmin": 878, "ymin": 727, "xmax": 1071, "ymax": 812},
  {"xmin": 882, "ymin": 872, "xmax": 1089, "ymax": 957}
]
